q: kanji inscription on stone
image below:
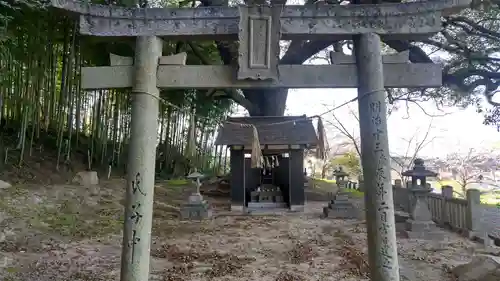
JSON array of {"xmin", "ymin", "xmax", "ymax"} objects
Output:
[{"xmin": 238, "ymin": 5, "xmax": 281, "ymax": 81}]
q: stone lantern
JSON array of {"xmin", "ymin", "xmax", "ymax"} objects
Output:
[
  {"xmin": 322, "ymin": 166, "xmax": 357, "ymax": 219},
  {"xmin": 180, "ymin": 170, "xmax": 212, "ymax": 220},
  {"xmin": 333, "ymin": 166, "xmax": 349, "ymax": 187},
  {"xmin": 402, "ymin": 158, "xmax": 435, "ymax": 210},
  {"xmin": 402, "ymin": 158, "xmax": 435, "ymax": 190},
  {"xmin": 401, "ymin": 158, "xmax": 443, "ymax": 239}
]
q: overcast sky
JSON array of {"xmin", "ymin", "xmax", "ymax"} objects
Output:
[
  {"xmin": 284, "ymin": 88, "xmax": 500, "ymax": 157},
  {"xmin": 232, "ymin": 89, "xmax": 500, "ymax": 158}
]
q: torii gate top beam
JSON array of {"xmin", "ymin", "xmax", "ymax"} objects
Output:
[{"xmin": 51, "ymin": 0, "xmax": 471, "ymax": 40}]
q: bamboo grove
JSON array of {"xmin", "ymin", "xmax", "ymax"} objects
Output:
[{"xmin": 0, "ymin": 1, "xmax": 236, "ymax": 178}]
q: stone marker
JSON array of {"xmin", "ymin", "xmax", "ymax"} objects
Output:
[
  {"xmin": 478, "ymin": 231, "xmax": 500, "ymax": 256},
  {"xmin": 452, "ymin": 254, "xmax": 500, "ymax": 281},
  {"xmin": 180, "ymin": 171, "xmax": 212, "ymax": 220},
  {"xmin": 356, "ymin": 32, "xmax": 401, "ymax": 281},
  {"xmin": 323, "ymin": 192, "xmax": 358, "ymax": 219},
  {"xmin": 72, "ymin": 171, "xmax": 99, "ymax": 186}
]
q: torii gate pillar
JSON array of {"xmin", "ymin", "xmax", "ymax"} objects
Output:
[
  {"xmin": 355, "ymin": 33, "xmax": 399, "ymax": 281},
  {"xmin": 120, "ymin": 36, "xmax": 163, "ymax": 281}
]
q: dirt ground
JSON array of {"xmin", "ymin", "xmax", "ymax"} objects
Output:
[{"xmin": 0, "ymin": 178, "xmax": 484, "ymax": 281}]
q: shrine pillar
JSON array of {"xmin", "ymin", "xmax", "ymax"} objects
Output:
[
  {"xmin": 230, "ymin": 148, "xmax": 245, "ymax": 211},
  {"xmin": 355, "ymin": 33, "xmax": 399, "ymax": 281},
  {"xmin": 120, "ymin": 36, "xmax": 163, "ymax": 281},
  {"xmin": 289, "ymin": 149, "xmax": 305, "ymax": 211}
]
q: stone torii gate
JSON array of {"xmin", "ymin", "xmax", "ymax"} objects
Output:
[{"xmin": 51, "ymin": 1, "xmax": 471, "ymax": 281}]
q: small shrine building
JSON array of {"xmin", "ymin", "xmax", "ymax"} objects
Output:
[{"xmin": 215, "ymin": 115, "xmax": 319, "ymax": 212}]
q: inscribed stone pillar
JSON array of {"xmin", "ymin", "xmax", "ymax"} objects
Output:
[
  {"xmin": 466, "ymin": 188, "xmax": 481, "ymax": 238},
  {"xmin": 439, "ymin": 185, "xmax": 453, "ymax": 224},
  {"xmin": 355, "ymin": 33, "xmax": 400, "ymax": 281},
  {"xmin": 120, "ymin": 36, "xmax": 162, "ymax": 281}
]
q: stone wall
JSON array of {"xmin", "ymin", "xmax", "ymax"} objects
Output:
[
  {"xmin": 392, "ymin": 186, "xmax": 410, "ymax": 212},
  {"xmin": 479, "ymin": 205, "xmax": 500, "ymax": 239},
  {"xmin": 391, "ymin": 183, "xmax": 500, "ymax": 240},
  {"xmin": 343, "ymin": 180, "xmax": 500, "ymax": 240}
]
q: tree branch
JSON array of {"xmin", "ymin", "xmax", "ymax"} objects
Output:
[
  {"xmin": 186, "ymin": 41, "xmax": 258, "ymax": 114},
  {"xmin": 324, "ymin": 110, "xmax": 362, "ymax": 159}
]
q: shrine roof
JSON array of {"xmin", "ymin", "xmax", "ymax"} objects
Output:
[
  {"xmin": 401, "ymin": 158, "xmax": 438, "ymax": 178},
  {"xmin": 214, "ymin": 115, "xmax": 318, "ymax": 147}
]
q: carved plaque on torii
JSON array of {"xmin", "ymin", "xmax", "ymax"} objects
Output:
[{"xmin": 237, "ymin": 5, "xmax": 281, "ymax": 81}]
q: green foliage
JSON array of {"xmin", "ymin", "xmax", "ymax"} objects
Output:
[
  {"xmin": 166, "ymin": 179, "xmax": 190, "ymax": 186},
  {"xmin": 339, "ymin": 188, "xmax": 364, "ymax": 198},
  {"xmin": 0, "ymin": 0, "xmax": 233, "ymax": 176},
  {"xmin": 483, "ymin": 107, "xmax": 500, "ymax": 130},
  {"xmin": 435, "ymin": 180, "xmax": 500, "ymax": 205},
  {"xmin": 385, "ymin": 6, "xmax": 500, "ymax": 127},
  {"xmin": 0, "ymin": 0, "xmax": 45, "ymax": 38},
  {"xmin": 313, "ymin": 178, "xmax": 336, "ymax": 184},
  {"xmin": 331, "ymin": 151, "xmax": 361, "ymax": 177}
]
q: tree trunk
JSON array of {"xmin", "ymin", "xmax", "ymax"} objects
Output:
[{"xmin": 245, "ymin": 88, "xmax": 288, "ymax": 116}]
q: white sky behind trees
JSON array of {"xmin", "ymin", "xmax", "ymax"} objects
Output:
[
  {"xmin": 285, "ymin": 88, "xmax": 500, "ymax": 157},
  {"xmin": 233, "ymin": 88, "xmax": 500, "ymax": 158}
]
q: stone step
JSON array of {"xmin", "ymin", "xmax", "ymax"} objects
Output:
[
  {"xmin": 395, "ymin": 210, "xmax": 410, "ymax": 223},
  {"xmin": 452, "ymin": 254, "xmax": 500, "ymax": 281},
  {"xmin": 328, "ymin": 201, "xmax": 353, "ymax": 208},
  {"xmin": 246, "ymin": 208, "xmax": 291, "ymax": 215},
  {"xmin": 248, "ymin": 202, "xmax": 287, "ymax": 209},
  {"xmin": 403, "ymin": 219, "xmax": 444, "ymax": 240},
  {"xmin": 323, "ymin": 206, "xmax": 358, "ymax": 219}
]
